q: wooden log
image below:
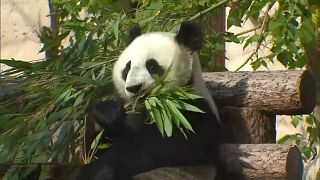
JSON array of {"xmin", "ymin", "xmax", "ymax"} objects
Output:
[
  {"xmin": 204, "ymin": 70, "xmax": 316, "ymax": 115},
  {"xmin": 134, "ymin": 144, "xmax": 303, "ymax": 180},
  {"xmin": 220, "ymin": 144, "xmax": 303, "ymax": 180},
  {"xmin": 221, "ymin": 107, "xmax": 276, "ymax": 143},
  {"xmin": 133, "ymin": 165, "xmax": 217, "ymax": 180}
]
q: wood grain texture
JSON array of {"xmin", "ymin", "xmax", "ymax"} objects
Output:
[
  {"xmin": 204, "ymin": 70, "xmax": 316, "ymax": 115},
  {"xmin": 221, "ymin": 107, "xmax": 276, "ymax": 143},
  {"xmin": 134, "ymin": 144, "xmax": 303, "ymax": 180},
  {"xmin": 220, "ymin": 144, "xmax": 303, "ymax": 180}
]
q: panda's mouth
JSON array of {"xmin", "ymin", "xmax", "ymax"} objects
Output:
[
  {"xmin": 126, "ymin": 83, "xmax": 143, "ymax": 94},
  {"xmin": 124, "ymin": 90, "xmax": 147, "ymax": 113},
  {"xmin": 125, "ymin": 87, "xmax": 145, "ymax": 100}
]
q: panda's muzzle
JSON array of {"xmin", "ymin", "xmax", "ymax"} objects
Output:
[{"xmin": 126, "ymin": 83, "xmax": 142, "ymax": 94}]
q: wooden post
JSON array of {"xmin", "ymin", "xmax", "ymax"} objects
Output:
[{"xmin": 203, "ymin": 7, "xmax": 226, "ymax": 67}]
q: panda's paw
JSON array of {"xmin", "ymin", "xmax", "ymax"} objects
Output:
[{"xmin": 90, "ymin": 99, "xmax": 125, "ymax": 130}]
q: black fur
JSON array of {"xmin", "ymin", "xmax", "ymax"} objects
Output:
[
  {"xmin": 126, "ymin": 84, "xmax": 143, "ymax": 94},
  {"xmin": 175, "ymin": 21, "xmax": 204, "ymax": 51},
  {"xmin": 121, "ymin": 61, "xmax": 131, "ymax": 81},
  {"xmin": 75, "ymin": 99, "xmax": 222, "ymax": 180},
  {"xmin": 146, "ymin": 58, "xmax": 165, "ymax": 77},
  {"xmin": 126, "ymin": 24, "xmax": 141, "ymax": 46}
]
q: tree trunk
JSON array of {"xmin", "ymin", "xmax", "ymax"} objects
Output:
[
  {"xmin": 202, "ymin": 7, "xmax": 226, "ymax": 69},
  {"xmin": 204, "ymin": 70, "xmax": 316, "ymax": 115},
  {"xmin": 46, "ymin": 0, "xmax": 60, "ymax": 60}
]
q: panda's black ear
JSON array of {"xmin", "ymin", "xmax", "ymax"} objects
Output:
[
  {"xmin": 126, "ymin": 24, "xmax": 141, "ymax": 46},
  {"xmin": 175, "ymin": 21, "xmax": 204, "ymax": 51}
]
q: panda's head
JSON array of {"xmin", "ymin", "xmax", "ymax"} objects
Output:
[{"xmin": 113, "ymin": 21, "xmax": 204, "ymax": 100}]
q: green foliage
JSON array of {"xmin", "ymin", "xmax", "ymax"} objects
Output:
[
  {"xmin": 144, "ymin": 84, "xmax": 204, "ymax": 138},
  {"xmin": 0, "ymin": 1, "xmax": 119, "ymax": 178},
  {"xmin": 0, "ymin": 0, "xmax": 319, "ymax": 178},
  {"xmin": 123, "ymin": 68, "xmax": 205, "ymax": 138},
  {"xmin": 273, "ymin": 1, "xmax": 320, "ymax": 164},
  {"xmin": 277, "ymin": 114, "xmax": 319, "ymax": 161},
  {"xmin": 227, "ymin": 0, "xmax": 317, "ymax": 70}
]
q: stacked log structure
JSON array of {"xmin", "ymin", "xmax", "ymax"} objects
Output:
[{"xmin": 136, "ymin": 70, "xmax": 315, "ymax": 179}]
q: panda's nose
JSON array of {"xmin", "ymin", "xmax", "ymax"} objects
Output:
[{"xmin": 126, "ymin": 83, "xmax": 142, "ymax": 94}]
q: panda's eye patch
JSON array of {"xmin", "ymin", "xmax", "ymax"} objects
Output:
[
  {"xmin": 122, "ymin": 61, "xmax": 131, "ymax": 81},
  {"xmin": 146, "ymin": 59, "xmax": 164, "ymax": 77}
]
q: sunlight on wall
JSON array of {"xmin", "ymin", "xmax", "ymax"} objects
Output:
[{"xmin": 0, "ymin": 0, "xmax": 49, "ymax": 71}]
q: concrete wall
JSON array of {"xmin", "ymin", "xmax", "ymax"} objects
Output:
[
  {"xmin": 1, "ymin": 3, "xmax": 286, "ymax": 71},
  {"xmin": 225, "ymin": 6, "xmax": 286, "ymax": 71},
  {"xmin": 0, "ymin": 0, "xmax": 49, "ymax": 71}
]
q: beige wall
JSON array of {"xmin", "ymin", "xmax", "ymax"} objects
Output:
[
  {"xmin": 1, "ymin": 3, "xmax": 285, "ymax": 71},
  {"xmin": 225, "ymin": 6, "xmax": 286, "ymax": 71},
  {"xmin": 0, "ymin": 0, "xmax": 49, "ymax": 71}
]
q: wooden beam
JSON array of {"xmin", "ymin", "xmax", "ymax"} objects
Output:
[
  {"xmin": 220, "ymin": 144, "xmax": 303, "ymax": 180},
  {"xmin": 204, "ymin": 70, "xmax": 316, "ymax": 115},
  {"xmin": 134, "ymin": 144, "xmax": 303, "ymax": 180}
]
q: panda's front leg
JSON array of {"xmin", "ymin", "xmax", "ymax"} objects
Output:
[
  {"xmin": 90, "ymin": 99, "xmax": 126, "ymax": 137},
  {"xmin": 74, "ymin": 140, "xmax": 155, "ymax": 180},
  {"xmin": 90, "ymin": 99, "xmax": 146, "ymax": 137},
  {"xmin": 74, "ymin": 150, "xmax": 133, "ymax": 180}
]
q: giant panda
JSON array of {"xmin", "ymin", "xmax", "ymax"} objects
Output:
[{"xmin": 75, "ymin": 21, "xmax": 223, "ymax": 180}]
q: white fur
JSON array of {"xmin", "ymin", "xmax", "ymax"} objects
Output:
[
  {"xmin": 113, "ymin": 32, "xmax": 193, "ymax": 99},
  {"xmin": 112, "ymin": 31, "xmax": 220, "ymax": 121}
]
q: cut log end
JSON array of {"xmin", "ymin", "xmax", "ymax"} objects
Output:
[
  {"xmin": 300, "ymin": 70, "xmax": 316, "ymax": 114},
  {"xmin": 286, "ymin": 146, "xmax": 303, "ymax": 180}
]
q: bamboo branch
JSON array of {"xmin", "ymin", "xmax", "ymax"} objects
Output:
[
  {"xmin": 46, "ymin": 0, "xmax": 60, "ymax": 60},
  {"xmin": 234, "ymin": 24, "xmax": 262, "ymax": 36},
  {"xmin": 234, "ymin": 3, "xmax": 272, "ymax": 72},
  {"xmin": 188, "ymin": 0, "xmax": 231, "ymax": 21}
]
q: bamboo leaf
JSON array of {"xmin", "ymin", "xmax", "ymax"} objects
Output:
[
  {"xmin": 46, "ymin": 107, "xmax": 72, "ymax": 124},
  {"xmin": 40, "ymin": 31, "xmax": 70, "ymax": 52},
  {"xmin": 97, "ymin": 143, "xmax": 111, "ymax": 149},
  {"xmin": 277, "ymin": 134, "xmax": 291, "ymax": 144},
  {"xmin": 150, "ymin": 84, "xmax": 163, "ymax": 95},
  {"xmin": 79, "ymin": 62, "xmax": 106, "ymax": 69},
  {"xmin": 56, "ymin": 89, "xmax": 72, "ymax": 104},
  {"xmin": 291, "ymin": 116, "xmax": 301, "ymax": 128},
  {"xmin": 151, "ymin": 107, "xmax": 164, "ymax": 136},
  {"xmin": 174, "ymin": 87, "xmax": 203, "ymax": 100},
  {"xmin": 147, "ymin": 96, "xmax": 157, "ymax": 107},
  {"xmin": 144, "ymin": 100, "xmax": 152, "ymax": 111},
  {"xmin": 91, "ymin": 130, "xmax": 104, "ymax": 150},
  {"xmin": 0, "ymin": 59, "xmax": 33, "ymax": 69},
  {"xmin": 163, "ymin": 100, "xmax": 179, "ymax": 127},
  {"xmin": 171, "ymin": 100, "xmax": 204, "ymax": 113},
  {"xmin": 165, "ymin": 100, "xmax": 194, "ymax": 133},
  {"xmin": 159, "ymin": 106, "xmax": 173, "ymax": 137},
  {"xmin": 74, "ymin": 91, "xmax": 85, "ymax": 107},
  {"xmin": 68, "ymin": 75, "xmax": 109, "ymax": 86}
]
